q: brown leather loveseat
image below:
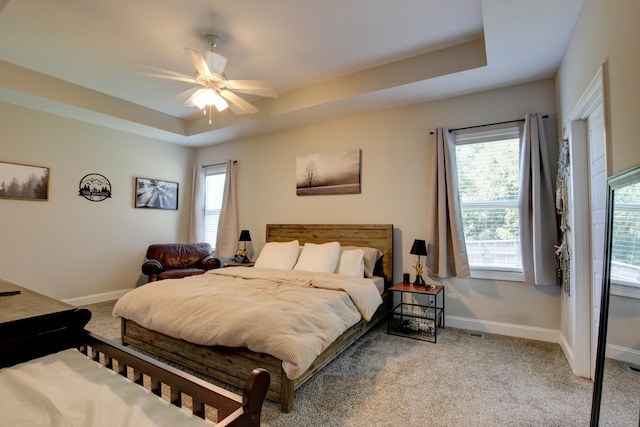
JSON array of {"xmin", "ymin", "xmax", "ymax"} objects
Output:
[{"xmin": 141, "ymin": 243, "xmax": 220, "ymax": 282}]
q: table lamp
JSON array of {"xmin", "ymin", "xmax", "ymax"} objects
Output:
[
  {"xmin": 237, "ymin": 230, "xmax": 252, "ymax": 263},
  {"xmin": 410, "ymin": 239, "xmax": 427, "ymax": 286}
]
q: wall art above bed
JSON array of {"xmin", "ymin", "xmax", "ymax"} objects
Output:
[
  {"xmin": 296, "ymin": 148, "xmax": 361, "ymax": 196},
  {"xmin": 135, "ymin": 177, "xmax": 178, "ymax": 210},
  {"xmin": 0, "ymin": 160, "xmax": 49, "ymax": 201}
]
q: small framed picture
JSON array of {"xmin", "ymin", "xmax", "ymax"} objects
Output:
[
  {"xmin": 134, "ymin": 177, "xmax": 178, "ymax": 210},
  {"xmin": 0, "ymin": 160, "xmax": 50, "ymax": 201}
]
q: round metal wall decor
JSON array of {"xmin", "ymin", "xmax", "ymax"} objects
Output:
[{"xmin": 78, "ymin": 173, "xmax": 112, "ymax": 202}]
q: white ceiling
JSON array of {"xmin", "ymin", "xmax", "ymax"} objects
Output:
[{"xmin": 0, "ymin": 0, "xmax": 583, "ymax": 147}]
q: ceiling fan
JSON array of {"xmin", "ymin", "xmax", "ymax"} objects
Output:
[{"xmin": 140, "ymin": 34, "xmax": 278, "ymax": 120}]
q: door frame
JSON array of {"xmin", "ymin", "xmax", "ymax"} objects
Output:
[{"xmin": 569, "ymin": 63, "xmax": 612, "ymax": 378}]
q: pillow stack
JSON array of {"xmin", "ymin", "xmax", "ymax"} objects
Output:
[{"xmin": 254, "ymin": 240, "xmax": 383, "ymax": 278}]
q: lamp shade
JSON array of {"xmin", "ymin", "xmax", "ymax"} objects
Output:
[
  {"xmin": 239, "ymin": 230, "xmax": 252, "ymax": 242},
  {"xmin": 410, "ymin": 239, "xmax": 427, "ymax": 256}
]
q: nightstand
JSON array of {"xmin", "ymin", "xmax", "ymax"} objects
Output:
[
  {"xmin": 222, "ymin": 262, "xmax": 255, "ymax": 268},
  {"xmin": 387, "ymin": 282, "xmax": 445, "ymax": 343}
]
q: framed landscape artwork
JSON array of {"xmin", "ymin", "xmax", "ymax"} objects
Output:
[
  {"xmin": 296, "ymin": 149, "xmax": 361, "ymax": 196},
  {"xmin": 0, "ymin": 160, "xmax": 49, "ymax": 201},
  {"xmin": 135, "ymin": 177, "xmax": 178, "ymax": 210}
]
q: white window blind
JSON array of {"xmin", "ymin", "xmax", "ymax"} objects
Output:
[
  {"xmin": 204, "ymin": 164, "xmax": 227, "ymax": 249},
  {"xmin": 611, "ymin": 182, "xmax": 640, "ymax": 288},
  {"xmin": 454, "ymin": 126, "xmax": 523, "ymax": 275}
]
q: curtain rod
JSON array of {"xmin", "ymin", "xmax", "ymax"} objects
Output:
[
  {"xmin": 202, "ymin": 160, "xmax": 237, "ymax": 168},
  {"xmin": 429, "ymin": 115, "xmax": 549, "ymax": 135}
]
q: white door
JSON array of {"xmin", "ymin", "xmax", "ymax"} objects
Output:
[{"xmin": 588, "ymin": 103, "xmax": 607, "ymax": 377}]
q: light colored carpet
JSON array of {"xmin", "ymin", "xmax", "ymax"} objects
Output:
[
  {"xmin": 599, "ymin": 358, "xmax": 640, "ymax": 426},
  {"xmin": 84, "ymin": 300, "xmax": 599, "ymax": 426}
]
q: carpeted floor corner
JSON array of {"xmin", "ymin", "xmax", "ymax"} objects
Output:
[{"xmin": 83, "ymin": 300, "xmax": 613, "ymax": 426}]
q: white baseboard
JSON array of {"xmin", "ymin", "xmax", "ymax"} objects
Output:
[
  {"xmin": 557, "ymin": 332, "xmax": 591, "ymax": 378},
  {"xmin": 63, "ymin": 288, "xmax": 133, "ymax": 306},
  {"xmin": 445, "ymin": 315, "xmax": 561, "ymax": 343},
  {"xmin": 559, "ymin": 333, "xmax": 575, "ymax": 367},
  {"xmin": 607, "ymin": 343, "xmax": 640, "ymax": 366}
]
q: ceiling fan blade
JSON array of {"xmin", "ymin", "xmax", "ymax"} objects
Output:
[
  {"xmin": 204, "ymin": 51, "xmax": 228, "ymax": 76},
  {"xmin": 225, "ymin": 80, "xmax": 279, "ymax": 98},
  {"xmin": 183, "ymin": 88, "xmax": 207, "ymax": 107},
  {"xmin": 227, "ymin": 87, "xmax": 279, "ymax": 98},
  {"xmin": 184, "ymin": 48, "xmax": 212, "ymax": 77},
  {"xmin": 136, "ymin": 64, "xmax": 198, "ymax": 84},
  {"xmin": 219, "ymin": 90, "xmax": 259, "ymax": 114},
  {"xmin": 228, "ymin": 103, "xmax": 249, "ymax": 115},
  {"xmin": 139, "ymin": 72, "xmax": 198, "ymax": 84},
  {"xmin": 177, "ymin": 87, "xmax": 201, "ymax": 104}
]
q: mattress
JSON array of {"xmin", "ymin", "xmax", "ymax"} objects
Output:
[{"xmin": 0, "ymin": 348, "xmax": 214, "ymax": 427}]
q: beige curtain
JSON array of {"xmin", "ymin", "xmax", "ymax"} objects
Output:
[
  {"xmin": 426, "ymin": 128, "xmax": 471, "ymax": 278},
  {"xmin": 188, "ymin": 164, "xmax": 205, "ymax": 242},
  {"xmin": 519, "ymin": 113, "xmax": 558, "ymax": 286},
  {"xmin": 215, "ymin": 160, "xmax": 238, "ymax": 258}
]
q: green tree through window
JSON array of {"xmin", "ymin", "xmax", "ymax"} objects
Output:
[{"xmin": 455, "ymin": 127, "xmax": 522, "ymax": 271}]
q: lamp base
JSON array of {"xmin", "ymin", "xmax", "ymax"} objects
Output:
[{"xmin": 413, "ymin": 275, "xmax": 425, "ymax": 286}]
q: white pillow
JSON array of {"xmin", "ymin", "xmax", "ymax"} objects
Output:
[
  {"xmin": 293, "ymin": 242, "xmax": 341, "ymax": 273},
  {"xmin": 254, "ymin": 240, "xmax": 300, "ymax": 270},
  {"xmin": 335, "ymin": 249, "xmax": 365, "ymax": 278},
  {"xmin": 341, "ymin": 246, "xmax": 383, "ymax": 277}
]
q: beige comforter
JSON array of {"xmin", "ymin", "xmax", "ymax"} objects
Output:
[{"xmin": 113, "ymin": 267, "xmax": 383, "ymax": 379}]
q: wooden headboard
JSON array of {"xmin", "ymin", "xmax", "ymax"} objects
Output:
[{"xmin": 265, "ymin": 224, "xmax": 393, "ymax": 287}]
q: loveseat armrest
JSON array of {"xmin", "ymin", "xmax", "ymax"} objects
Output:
[
  {"xmin": 141, "ymin": 259, "xmax": 164, "ymax": 276},
  {"xmin": 200, "ymin": 255, "xmax": 221, "ymax": 271}
]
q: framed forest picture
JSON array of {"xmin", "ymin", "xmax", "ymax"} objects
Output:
[{"xmin": 0, "ymin": 161, "xmax": 49, "ymax": 201}]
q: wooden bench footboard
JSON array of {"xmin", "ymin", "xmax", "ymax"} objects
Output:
[{"xmin": 83, "ymin": 330, "xmax": 269, "ymax": 426}]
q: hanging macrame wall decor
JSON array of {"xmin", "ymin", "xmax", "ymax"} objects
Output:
[{"xmin": 555, "ymin": 130, "xmax": 571, "ymax": 295}]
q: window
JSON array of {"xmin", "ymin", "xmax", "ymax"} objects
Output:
[
  {"xmin": 204, "ymin": 164, "xmax": 227, "ymax": 249},
  {"xmin": 454, "ymin": 126, "xmax": 523, "ymax": 280},
  {"xmin": 611, "ymin": 181, "xmax": 640, "ymax": 294}
]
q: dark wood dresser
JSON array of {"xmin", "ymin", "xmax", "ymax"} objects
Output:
[{"xmin": 0, "ymin": 279, "xmax": 88, "ymax": 367}]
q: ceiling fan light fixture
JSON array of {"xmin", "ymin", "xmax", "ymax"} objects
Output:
[
  {"xmin": 191, "ymin": 88, "xmax": 229, "ymax": 122},
  {"xmin": 193, "ymin": 88, "xmax": 218, "ymax": 109},
  {"xmin": 215, "ymin": 96, "xmax": 229, "ymax": 112}
]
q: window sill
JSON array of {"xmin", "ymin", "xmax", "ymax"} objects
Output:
[
  {"xmin": 470, "ymin": 268, "xmax": 524, "ymax": 282},
  {"xmin": 611, "ymin": 283, "xmax": 640, "ymax": 299}
]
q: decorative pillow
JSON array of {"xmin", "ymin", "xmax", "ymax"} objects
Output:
[
  {"xmin": 293, "ymin": 242, "xmax": 341, "ymax": 273},
  {"xmin": 342, "ymin": 246, "xmax": 383, "ymax": 277},
  {"xmin": 254, "ymin": 240, "xmax": 300, "ymax": 270},
  {"xmin": 335, "ymin": 249, "xmax": 365, "ymax": 278}
]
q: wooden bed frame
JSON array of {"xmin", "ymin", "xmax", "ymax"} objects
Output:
[
  {"xmin": 121, "ymin": 223, "xmax": 394, "ymax": 413},
  {"xmin": 1, "ymin": 307, "xmax": 269, "ymax": 427}
]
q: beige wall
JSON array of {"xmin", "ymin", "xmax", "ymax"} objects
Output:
[
  {"xmin": 557, "ymin": 0, "xmax": 640, "ymax": 371},
  {"xmin": 197, "ymin": 78, "xmax": 562, "ymax": 335},
  {"xmin": 558, "ymin": 0, "xmax": 640, "ymax": 176},
  {"xmin": 0, "ymin": 102, "xmax": 195, "ymax": 301}
]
